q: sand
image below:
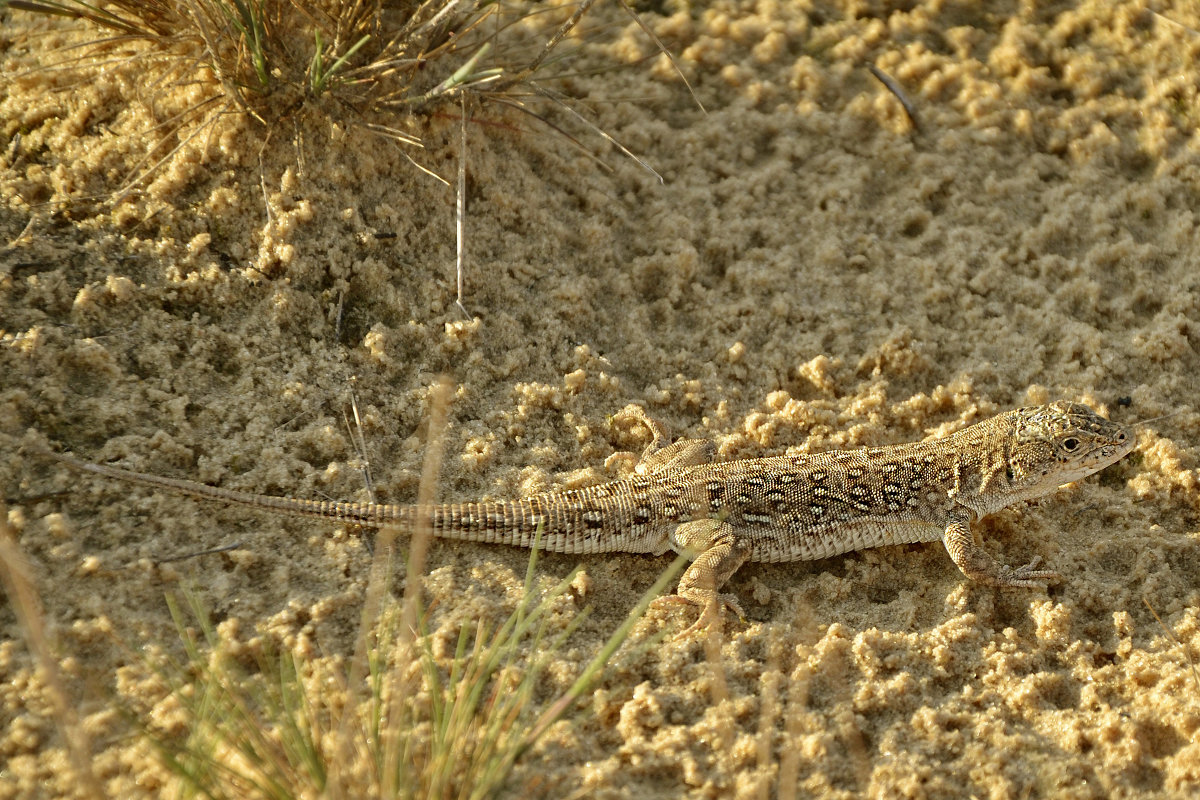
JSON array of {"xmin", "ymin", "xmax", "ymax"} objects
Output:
[{"xmin": 2, "ymin": 0, "xmax": 1199, "ymax": 797}]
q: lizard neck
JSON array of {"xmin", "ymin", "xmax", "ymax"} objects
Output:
[{"xmin": 938, "ymin": 417, "xmax": 1024, "ymax": 517}]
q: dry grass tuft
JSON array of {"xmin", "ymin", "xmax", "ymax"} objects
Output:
[
  {"xmin": 141, "ymin": 549, "xmax": 684, "ymax": 799},
  {"xmin": 5, "ymin": 0, "xmax": 680, "ymax": 202}
]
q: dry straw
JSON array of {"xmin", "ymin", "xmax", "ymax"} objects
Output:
[{"xmin": 5, "ymin": 0, "xmax": 690, "ymax": 201}]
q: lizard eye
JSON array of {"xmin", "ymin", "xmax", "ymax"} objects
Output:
[{"xmin": 1062, "ymin": 437, "xmax": 1079, "ymax": 452}]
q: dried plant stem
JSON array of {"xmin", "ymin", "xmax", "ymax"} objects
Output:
[
  {"xmin": 0, "ymin": 501, "xmax": 104, "ymax": 800},
  {"xmin": 456, "ymin": 93, "xmax": 470, "ymax": 318}
]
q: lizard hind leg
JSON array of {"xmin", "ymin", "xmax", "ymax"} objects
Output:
[
  {"xmin": 653, "ymin": 519, "xmax": 752, "ymax": 637},
  {"xmin": 616, "ymin": 406, "xmax": 715, "ymax": 475},
  {"xmin": 638, "ymin": 438, "xmax": 716, "ymax": 476}
]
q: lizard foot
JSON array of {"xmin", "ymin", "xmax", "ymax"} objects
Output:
[
  {"xmin": 944, "ymin": 521, "xmax": 1062, "ymax": 589},
  {"xmin": 1003, "ymin": 555, "xmax": 1061, "ymax": 588},
  {"xmin": 652, "ymin": 591, "xmax": 746, "ymax": 640}
]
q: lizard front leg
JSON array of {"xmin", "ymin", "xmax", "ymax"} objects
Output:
[
  {"xmin": 942, "ymin": 515, "xmax": 1060, "ymax": 588},
  {"xmin": 654, "ymin": 519, "xmax": 752, "ymax": 636}
]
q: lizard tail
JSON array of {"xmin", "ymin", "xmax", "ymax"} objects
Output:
[{"xmin": 45, "ymin": 451, "xmax": 409, "ymax": 527}]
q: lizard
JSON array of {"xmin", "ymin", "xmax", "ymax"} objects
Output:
[{"xmin": 40, "ymin": 401, "xmax": 1134, "ymax": 630}]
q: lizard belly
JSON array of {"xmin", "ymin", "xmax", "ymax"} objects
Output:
[{"xmin": 745, "ymin": 518, "xmax": 945, "ymax": 564}]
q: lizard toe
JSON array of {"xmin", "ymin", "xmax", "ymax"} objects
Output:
[
  {"xmin": 1003, "ymin": 557, "xmax": 1061, "ymax": 587},
  {"xmin": 656, "ymin": 589, "xmax": 747, "ymax": 639},
  {"xmin": 718, "ymin": 593, "xmax": 747, "ymax": 622}
]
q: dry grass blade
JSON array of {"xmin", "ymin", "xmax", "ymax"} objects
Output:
[
  {"xmin": 456, "ymin": 96, "xmax": 470, "ymax": 318},
  {"xmin": 492, "ymin": 0, "xmax": 598, "ymax": 91},
  {"xmin": 111, "ymin": 98, "xmax": 230, "ymax": 202},
  {"xmin": 491, "ymin": 95, "xmax": 615, "ymax": 173},
  {"xmin": 5, "ymin": 0, "xmax": 179, "ymax": 36},
  {"xmin": 0, "ymin": 500, "xmax": 104, "ymax": 800},
  {"xmin": 522, "ymin": 83, "xmax": 664, "ymax": 182},
  {"xmin": 342, "ymin": 387, "xmax": 378, "ymax": 502},
  {"xmin": 358, "ymin": 121, "xmax": 424, "ymax": 148},
  {"xmin": 347, "ymin": 375, "xmax": 454, "ymax": 798},
  {"xmin": 401, "ymin": 149, "xmax": 451, "ymax": 186},
  {"xmin": 1143, "ymin": 595, "xmax": 1200, "ymax": 693},
  {"xmin": 613, "ymin": 0, "xmax": 704, "ymax": 113}
]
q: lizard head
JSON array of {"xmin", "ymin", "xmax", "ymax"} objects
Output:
[{"xmin": 1004, "ymin": 401, "xmax": 1134, "ymax": 492}]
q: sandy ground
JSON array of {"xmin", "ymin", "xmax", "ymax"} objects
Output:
[{"xmin": 2, "ymin": 0, "xmax": 1200, "ymax": 797}]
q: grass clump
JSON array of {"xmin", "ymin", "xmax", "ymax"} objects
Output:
[
  {"xmin": 4, "ymin": 0, "xmax": 681, "ymax": 200},
  {"xmin": 7, "ymin": 0, "xmax": 582, "ymax": 110},
  {"xmin": 145, "ymin": 548, "xmax": 686, "ymax": 799}
]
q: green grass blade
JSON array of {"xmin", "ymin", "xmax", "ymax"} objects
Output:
[{"xmin": 311, "ymin": 33, "xmax": 371, "ymax": 95}]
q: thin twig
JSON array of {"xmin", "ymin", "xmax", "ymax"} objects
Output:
[
  {"xmin": 154, "ymin": 541, "xmax": 242, "ymax": 564},
  {"xmin": 455, "ymin": 92, "xmax": 471, "ymax": 319},
  {"xmin": 345, "ymin": 384, "xmax": 377, "ymax": 502},
  {"xmin": 1143, "ymin": 596, "xmax": 1200, "ymax": 693},
  {"xmin": 614, "ymin": 0, "xmax": 704, "ymax": 113},
  {"xmin": 867, "ymin": 64, "xmax": 918, "ymax": 130}
]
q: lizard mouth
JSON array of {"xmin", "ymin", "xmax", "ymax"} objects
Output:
[{"xmin": 1057, "ymin": 436, "xmax": 1134, "ymax": 485}]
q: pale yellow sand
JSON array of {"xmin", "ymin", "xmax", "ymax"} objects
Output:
[{"xmin": 2, "ymin": 1, "xmax": 1199, "ymax": 797}]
